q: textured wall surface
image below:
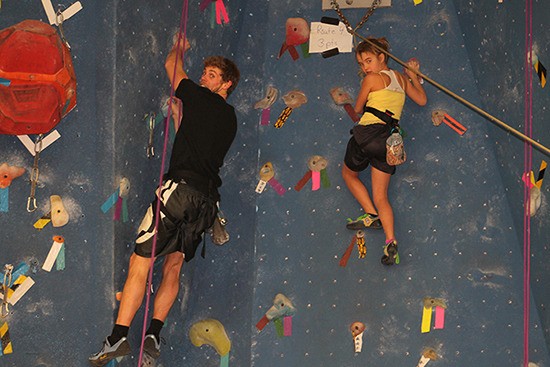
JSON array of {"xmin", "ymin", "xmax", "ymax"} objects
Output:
[{"xmin": 0, "ymin": 1, "xmax": 549, "ymax": 366}]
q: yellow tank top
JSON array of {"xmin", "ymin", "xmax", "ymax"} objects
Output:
[{"xmin": 358, "ymin": 70, "xmax": 406, "ymax": 126}]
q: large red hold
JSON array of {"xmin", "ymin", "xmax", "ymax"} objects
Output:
[{"xmin": 0, "ymin": 20, "xmax": 77, "ymax": 135}]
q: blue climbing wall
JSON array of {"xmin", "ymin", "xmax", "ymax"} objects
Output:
[
  {"xmin": 0, "ymin": 1, "xmax": 549, "ymax": 366},
  {"xmin": 453, "ymin": 0, "xmax": 550, "ymax": 354}
]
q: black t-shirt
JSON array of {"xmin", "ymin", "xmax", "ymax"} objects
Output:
[{"xmin": 166, "ymin": 79, "xmax": 237, "ymax": 189}]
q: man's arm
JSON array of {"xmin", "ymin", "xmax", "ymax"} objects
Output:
[{"xmin": 165, "ymin": 37, "xmax": 190, "ymax": 90}]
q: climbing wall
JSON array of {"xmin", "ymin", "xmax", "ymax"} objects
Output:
[
  {"xmin": 0, "ymin": 1, "xmax": 549, "ymax": 367},
  {"xmin": 452, "ymin": 0, "xmax": 550, "ymax": 352}
]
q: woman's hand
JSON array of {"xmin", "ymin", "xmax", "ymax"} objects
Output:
[{"xmin": 404, "ymin": 58, "xmax": 421, "ymax": 80}]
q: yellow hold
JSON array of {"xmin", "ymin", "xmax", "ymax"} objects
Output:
[{"xmin": 189, "ymin": 319, "xmax": 231, "ymax": 356}]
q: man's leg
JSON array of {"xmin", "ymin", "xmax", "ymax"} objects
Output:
[
  {"xmin": 142, "ymin": 251, "xmax": 185, "ymax": 360},
  {"xmin": 116, "ymin": 253, "xmax": 153, "ymax": 326},
  {"xmin": 89, "ymin": 253, "xmax": 152, "ymax": 366},
  {"xmin": 152, "ymin": 251, "xmax": 185, "ymax": 322}
]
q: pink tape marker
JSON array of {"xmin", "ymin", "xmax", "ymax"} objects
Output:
[
  {"xmin": 434, "ymin": 306, "xmax": 445, "ymax": 329},
  {"xmin": 268, "ymin": 178, "xmax": 286, "ymax": 196},
  {"xmin": 260, "ymin": 108, "xmax": 271, "ymax": 126},
  {"xmin": 283, "ymin": 316, "xmax": 292, "ymax": 336},
  {"xmin": 311, "ymin": 170, "xmax": 321, "ymax": 191},
  {"xmin": 215, "ymin": 0, "xmax": 229, "ymax": 24}
]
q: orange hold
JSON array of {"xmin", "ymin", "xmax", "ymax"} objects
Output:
[
  {"xmin": 0, "ymin": 20, "xmax": 77, "ymax": 135},
  {"xmin": 0, "ymin": 162, "xmax": 25, "ymax": 189}
]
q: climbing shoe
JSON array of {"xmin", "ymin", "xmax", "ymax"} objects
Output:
[
  {"xmin": 346, "ymin": 213, "xmax": 382, "ymax": 230},
  {"xmin": 381, "ymin": 240, "xmax": 399, "ymax": 266},
  {"xmin": 141, "ymin": 334, "xmax": 164, "ymax": 366},
  {"xmin": 143, "ymin": 334, "xmax": 161, "ymax": 359},
  {"xmin": 89, "ymin": 336, "xmax": 131, "ymax": 366}
]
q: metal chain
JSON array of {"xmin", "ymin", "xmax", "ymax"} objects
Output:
[
  {"xmin": 330, "ymin": 0, "xmax": 381, "ymax": 35},
  {"xmin": 27, "ymin": 134, "xmax": 44, "ymax": 212},
  {"xmin": 1, "ymin": 264, "xmax": 13, "ymax": 318}
]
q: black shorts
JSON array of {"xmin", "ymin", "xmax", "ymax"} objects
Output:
[
  {"xmin": 134, "ymin": 179, "xmax": 217, "ymax": 261},
  {"xmin": 344, "ymin": 124, "xmax": 396, "ymax": 175}
]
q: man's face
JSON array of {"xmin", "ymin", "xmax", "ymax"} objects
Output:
[{"xmin": 200, "ymin": 66, "xmax": 228, "ymax": 95}]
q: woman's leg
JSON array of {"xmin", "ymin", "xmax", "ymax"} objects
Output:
[
  {"xmin": 370, "ymin": 167, "xmax": 394, "ymax": 241},
  {"xmin": 342, "ymin": 163, "xmax": 378, "ymax": 215}
]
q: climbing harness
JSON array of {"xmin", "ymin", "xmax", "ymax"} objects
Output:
[
  {"xmin": 1, "ymin": 264, "xmax": 13, "ymax": 318},
  {"xmin": 27, "ymin": 135, "xmax": 44, "ymax": 212},
  {"xmin": 330, "ymin": 0, "xmax": 380, "ymax": 45}
]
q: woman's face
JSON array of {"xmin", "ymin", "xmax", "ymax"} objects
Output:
[{"xmin": 356, "ymin": 51, "xmax": 386, "ymax": 74}]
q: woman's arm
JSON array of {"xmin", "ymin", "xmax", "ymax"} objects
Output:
[{"xmin": 402, "ymin": 59, "xmax": 427, "ymax": 106}]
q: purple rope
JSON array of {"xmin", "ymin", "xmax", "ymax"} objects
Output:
[{"xmin": 137, "ymin": 1, "xmax": 189, "ymax": 365}]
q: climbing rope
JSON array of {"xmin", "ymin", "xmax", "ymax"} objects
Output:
[
  {"xmin": 523, "ymin": 1, "xmax": 533, "ymax": 365},
  {"xmin": 137, "ymin": 0, "xmax": 189, "ymax": 365}
]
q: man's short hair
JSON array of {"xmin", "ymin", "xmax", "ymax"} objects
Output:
[{"xmin": 204, "ymin": 56, "xmax": 240, "ymax": 96}]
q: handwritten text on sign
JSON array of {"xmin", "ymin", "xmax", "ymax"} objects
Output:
[{"xmin": 309, "ymin": 22, "xmax": 353, "ymax": 53}]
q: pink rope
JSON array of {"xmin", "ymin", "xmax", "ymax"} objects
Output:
[
  {"xmin": 137, "ymin": 1, "xmax": 189, "ymax": 365},
  {"xmin": 523, "ymin": 0, "xmax": 533, "ymax": 365}
]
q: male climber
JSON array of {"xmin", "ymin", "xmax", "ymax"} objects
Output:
[{"xmin": 89, "ymin": 37, "xmax": 240, "ymax": 366}]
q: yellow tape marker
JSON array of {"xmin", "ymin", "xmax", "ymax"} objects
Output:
[
  {"xmin": 421, "ymin": 306, "xmax": 432, "ymax": 333},
  {"xmin": 534, "ymin": 59, "xmax": 547, "ymax": 88},
  {"xmin": 33, "ymin": 212, "xmax": 51, "ymax": 230},
  {"xmin": 1, "ymin": 321, "xmax": 13, "ymax": 355},
  {"xmin": 535, "ymin": 160, "xmax": 547, "ymax": 189}
]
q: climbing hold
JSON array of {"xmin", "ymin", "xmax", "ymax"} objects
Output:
[{"xmin": 189, "ymin": 318, "xmax": 231, "ymax": 356}]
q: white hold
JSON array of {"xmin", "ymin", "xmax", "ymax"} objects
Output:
[
  {"xmin": 353, "ymin": 332, "xmax": 363, "ymax": 353},
  {"xmin": 119, "ymin": 178, "xmax": 131, "ymax": 198},
  {"xmin": 417, "ymin": 355, "xmax": 431, "ymax": 367},
  {"xmin": 529, "ymin": 186, "xmax": 541, "ymax": 217}
]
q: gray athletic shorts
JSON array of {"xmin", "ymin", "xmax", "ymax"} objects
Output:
[{"xmin": 134, "ymin": 179, "xmax": 217, "ymax": 261}]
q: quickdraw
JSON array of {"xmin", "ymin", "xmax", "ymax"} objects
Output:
[
  {"xmin": 330, "ymin": 0, "xmax": 381, "ymax": 42},
  {"xmin": 1, "ymin": 264, "xmax": 13, "ymax": 318},
  {"xmin": 27, "ymin": 135, "xmax": 44, "ymax": 212},
  {"xmin": 55, "ymin": 9, "xmax": 71, "ymax": 49},
  {"xmin": 147, "ymin": 112, "xmax": 155, "ymax": 158}
]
